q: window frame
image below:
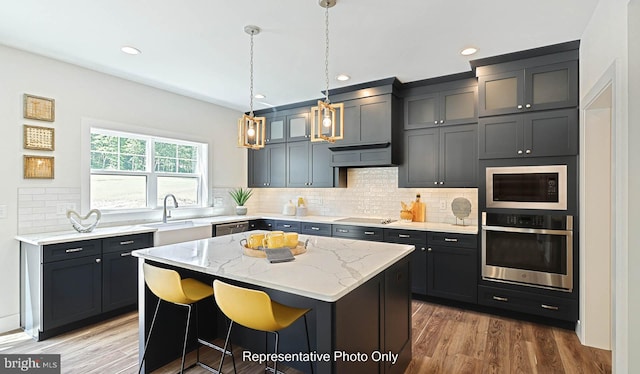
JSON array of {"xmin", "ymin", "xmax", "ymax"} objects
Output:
[{"xmin": 89, "ymin": 127, "xmax": 207, "ymax": 212}]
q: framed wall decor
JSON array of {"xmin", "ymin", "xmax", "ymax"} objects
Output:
[
  {"xmin": 24, "ymin": 155, "xmax": 55, "ymax": 179},
  {"xmin": 23, "ymin": 125, "xmax": 55, "ymax": 151},
  {"xmin": 23, "ymin": 94, "xmax": 55, "ymax": 122}
]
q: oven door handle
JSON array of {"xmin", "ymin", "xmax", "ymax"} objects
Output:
[{"xmin": 482, "ymin": 225, "xmax": 573, "ymax": 236}]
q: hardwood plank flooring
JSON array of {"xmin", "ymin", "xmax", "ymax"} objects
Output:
[{"xmin": 0, "ymin": 300, "xmax": 611, "ymax": 373}]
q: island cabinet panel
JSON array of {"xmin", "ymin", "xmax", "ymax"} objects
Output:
[
  {"xmin": 478, "ymin": 108, "xmax": 578, "ymax": 159},
  {"xmin": 383, "ymin": 229, "xmax": 428, "ymax": 295},
  {"xmin": 426, "ymin": 232, "xmax": 478, "ymax": 303},
  {"xmin": 478, "ymin": 59, "xmax": 578, "ymax": 117}
]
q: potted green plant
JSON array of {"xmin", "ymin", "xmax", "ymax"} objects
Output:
[{"xmin": 229, "ymin": 187, "xmax": 253, "ymax": 215}]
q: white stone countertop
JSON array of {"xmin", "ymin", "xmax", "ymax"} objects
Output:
[
  {"xmin": 132, "ymin": 231, "xmax": 414, "ymax": 302},
  {"xmin": 16, "ymin": 212, "xmax": 477, "ymax": 246}
]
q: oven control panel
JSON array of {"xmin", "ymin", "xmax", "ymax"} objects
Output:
[{"xmin": 484, "ymin": 212, "xmax": 570, "ymax": 230}]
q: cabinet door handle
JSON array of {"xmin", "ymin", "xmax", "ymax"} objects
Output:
[
  {"xmin": 337, "ymin": 229, "xmax": 349, "ymax": 233},
  {"xmin": 427, "ymin": 247, "xmax": 432, "ymax": 252},
  {"xmin": 517, "ymin": 104, "xmax": 523, "ymax": 109},
  {"xmin": 439, "ymin": 120, "xmax": 444, "ymax": 124},
  {"xmin": 444, "ymin": 238, "xmax": 458, "ymax": 242},
  {"xmin": 119, "ymin": 240, "xmax": 135, "ymax": 245},
  {"xmin": 525, "ymin": 103, "xmax": 531, "ymax": 108},
  {"xmin": 434, "ymin": 120, "xmax": 438, "ymax": 124},
  {"xmin": 65, "ymin": 247, "xmax": 83, "ymax": 253},
  {"xmin": 421, "ymin": 247, "xmax": 426, "ymax": 251},
  {"xmin": 439, "ymin": 181, "xmax": 444, "ymax": 185},
  {"xmin": 398, "ymin": 234, "xmax": 410, "ymax": 238},
  {"xmin": 364, "ymin": 231, "xmax": 376, "ymax": 235},
  {"xmin": 95, "ymin": 258, "xmax": 101, "ymax": 263},
  {"xmin": 492, "ymin": 296, "xmax": 509, "ymax": 302},
  {"xmin": 433, "ymin": 181, "xmax": 438, "ymax": 185},
  {"xmin": 283, "ymin": 224, "xmax": 292, "ymax": 228},
  {"xmin": 120, "ymin": 252, "xmax": 133, "ymax": 257},
  {"xmin": 541, "ymin": 304, "xmax": 559, "ymax": 311},
  {"xmin": 311, "ymin": 227, "xmax": 320, "ymax": 231},
  {"xmin": 525, "ymin": 149, "xmax": 531, "ymax": 154},
  {"xmin": 517, "ymin": 150, "xmax": 523, "ymax": 154}
]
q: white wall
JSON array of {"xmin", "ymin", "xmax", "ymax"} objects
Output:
[
  {"xmin": 0, "ymin": 44, "xmax": 245, "ymax": 332},
  {"xmin": 626, "ymin": 0, "xmax": 640, "ymax": 371},
  {"xmin": 579, "ymin": 0, "xmax": 637, "ymax": 372}
]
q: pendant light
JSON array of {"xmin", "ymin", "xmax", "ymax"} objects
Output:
[
  {"xmin": 237, "ymin": 25, "xmax": 266, "ymax": 149},
  {"xmin": 310, "ymin": 0, "xmax": 344, "ymax": 143}
]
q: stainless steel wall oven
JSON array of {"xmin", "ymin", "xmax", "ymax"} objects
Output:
[{"xmin": 482, "ymin": 212, "xmax": 573, "ymax": 291}]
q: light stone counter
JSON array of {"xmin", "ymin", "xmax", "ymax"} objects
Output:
[
  {"xmin": 15, "ymin": 225, "xmax": 158, "ymax": 246},
  {"xmin": 132, "ymin": 231, "xmax": 414, "ymax": 302}
]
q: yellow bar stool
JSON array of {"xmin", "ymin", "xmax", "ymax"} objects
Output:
[
  {"xmin": 213, "ymin": 279, "xmax": 314, "ymax": 374},
  {"xmin": 139, "ymin": 263, "xmax": 236, "ymax": 374}
]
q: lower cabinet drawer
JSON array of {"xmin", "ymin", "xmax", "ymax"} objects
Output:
[
  {"xmin": 274, "ymin": 220, "xmax": 301, "ymax": 232},
  {"xmin": 333, "ymin": 225, "xmax": 383, "ymax": 241},
  {"xmin": 478, "ymin": 285, "xmax": 577, "ymax": 321},
  {"xmin": 43, "ymin": 240, "xmax": 101, "ymax": 263},
  {"xmin": 300, "ymin": 222, "xmax": 332, "ymax": 236},
  {"xmin": 103, "ymin": 233, "xmax": 152, "ymax": 254}
]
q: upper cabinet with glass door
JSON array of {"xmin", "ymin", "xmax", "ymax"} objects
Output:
[
  {"xmin": 263, "ymin": 107, "xmax": 311, "ymax": 144},
  {"xmin": 403, "ymin": 78, "xmax": 478, "ymax": 130},
  {"xmin": 477, "ymin": 57, "xmax": 578, "ymax": 117}
]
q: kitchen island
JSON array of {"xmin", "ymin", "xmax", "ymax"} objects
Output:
[{"xmin": 132, "ymin": 232, "xmax": 414, "ymax": 374}]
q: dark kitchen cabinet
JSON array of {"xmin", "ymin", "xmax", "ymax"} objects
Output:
[
  {"xmin": 399, "ymin": 124, "xmax": 477, "ymax": 188},
  {"xmin": 300, "ymin": 222, "xmax": 332, "ymax": 236},
  {"xmin": 21, "ymin": 233, "xmax": 152, "ymax": 340},
  {"xmin": 478, "ymin": 285, "xmax": 577, "ymax": 322},
  {"xmin": 248, "ymin": 143, "xmax": 286, "ymax": 187},
  {"xmin": 478, "ymin": 60, "xmax": 578, "ymax": 117},
  {"xmin": 273, "ymin": 220, "xmax": 301, "ymax": 232},
  {"xmin": 332, "ymin": 225, "xmax": 384, "ymax": 241},
  {"xmin": 404, "ymin": 86, "xmax": 477, "ymax": 129},
  {"xmin": 426, "ymin": 232, "xmax": 477, "ymax": 303},
  {"xmin": 264, "ymin": 108, "xmax": 311, "ymax": 144},
  {"xmin": 341, "ymin": 95, "xmax": 393, "ymax": 145},
  {"xmin": 265, "ymin": 114, "xmax": 286, "ymax": 144},
  {"xmin": 287, "ymin": 140, "xmax": 338, "ymax": 187},
  {"xmin": 384, "ymin": 229, "xmax": 428, "ymax": 295},
  {"xmin": 101, "ymin": 234, "xmax": 151, "ymax": 312},
  {"xmin": 43, "ymin": 255, "xmax": 102, "ymax": 330},
  {"xmin": 249, "ymin": 219, "xmax": 274, "ymax": 230},
  {"xmin": 478, "ymin": 108, "xmax": 578, "ymax": 159}
]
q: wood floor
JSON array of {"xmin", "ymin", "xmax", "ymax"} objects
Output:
[{"xmin": 0, "ymin": 300, "xmax": 611, "ymax": 374}]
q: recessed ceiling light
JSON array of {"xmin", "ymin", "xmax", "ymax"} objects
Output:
[
  {"xmin": 254, "ymin": 93, "xmax": 266, "ymax": 99},
  {"xmin": 121, "ymin": 46, "xmax": 142, "ymax": 55},
  {"xmin": 460, "ymin": 47, "xmax": 478, "ymax": 56},
  {"xmin": 336, "ymin": 74, "xmax": 350, "ymax": 81}
]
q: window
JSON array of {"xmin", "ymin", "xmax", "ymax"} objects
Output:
[{"xmin": 90, "ymin": 128, "xmax": 206, "ymax": 210}]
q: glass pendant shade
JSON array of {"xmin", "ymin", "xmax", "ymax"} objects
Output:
[
  {"xmin": 237, "ymin": 114, "xmax": 266, "ymax": 149},
  {"xmin": 311, "ymin": 100, "xmax": 344, "ymax": 142}
]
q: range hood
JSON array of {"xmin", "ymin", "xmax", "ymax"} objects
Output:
[{"xmin": 326, "ymin": 78, "xmax": 402, "ymax": 167}]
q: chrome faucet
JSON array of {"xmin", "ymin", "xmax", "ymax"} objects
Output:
[{"xmin": 162, "ymin": 194, "xmax": 178, "ymax": 223}]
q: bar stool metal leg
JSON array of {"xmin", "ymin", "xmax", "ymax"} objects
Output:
[
  {"xmin": 180, "ymin": 303, "xmax": 192, "ymax": 374},
  {"xmin": 138, "ymin": 298, "xmax": 162, "ymax": 374},
  {"xmin": 304, "ymin": 315, "xmax": 314, "ymax": 374},
  {"xmin": 217, "ymin": 320, "xmax": 236, "ymax": 374}
]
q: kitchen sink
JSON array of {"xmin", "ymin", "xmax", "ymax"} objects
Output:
[{"xmin": 142, "ymin": 220, "xmax": 212, "ymax": 246}]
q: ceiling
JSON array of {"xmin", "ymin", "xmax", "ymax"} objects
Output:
[{"xmin": 0, "ymin": 0, "xmax": 599, "ymax": 112}]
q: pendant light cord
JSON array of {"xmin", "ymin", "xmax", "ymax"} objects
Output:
[
  {"xmin": 249, "ymin": 30, "xmax": 255, "ymax": 116},
  {"xmin": 324, "ymin": 2, "xmax": 330, "ymax": 104}
]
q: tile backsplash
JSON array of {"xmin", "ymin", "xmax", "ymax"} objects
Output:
[
  {"xmin": 219, "ymin": 167, "xmax": 478, "ymax": 225},
  {"xmin": 18, "ymin": 187, "xmax": 81, "ymax": 234}
]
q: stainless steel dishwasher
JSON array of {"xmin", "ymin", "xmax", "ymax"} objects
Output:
[{"xmin": 214, "ymin": 221, "xmax": 249, "ymax": 236}]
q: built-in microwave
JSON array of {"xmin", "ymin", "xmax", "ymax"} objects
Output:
[{"xmin": 486, "ymin": 164, "xmax": 567, "ymax": 210}]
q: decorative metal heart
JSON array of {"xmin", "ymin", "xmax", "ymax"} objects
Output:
[{"xmin": 66, "ymin": 209, "xmax": 102, "ymax": 233}]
